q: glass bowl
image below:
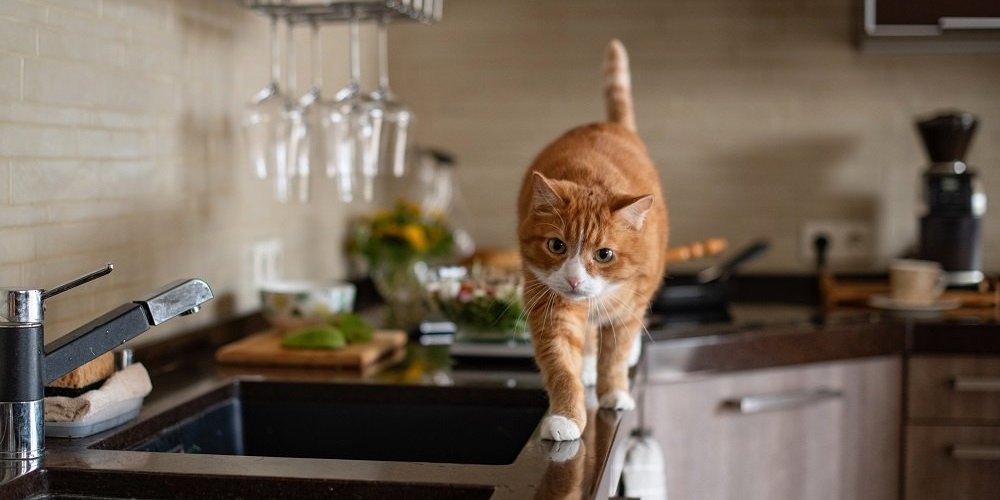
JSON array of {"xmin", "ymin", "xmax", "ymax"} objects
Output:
[{"xmin": 419, "ymin": 265, "xmax": 528, "ymax": 343}]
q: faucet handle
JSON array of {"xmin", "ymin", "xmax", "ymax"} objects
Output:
[
  {"xmin": 1, "ymin": 264, "xmax": 114, "ymax": 324},
  {"xmin": 42, "ymin": 264, "xmax": 113, "ymax": 301}
]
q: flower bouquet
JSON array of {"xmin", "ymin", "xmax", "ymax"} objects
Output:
[{"xmin": 350, "ymin": 199, "xmax": 454, "ymax": 328}]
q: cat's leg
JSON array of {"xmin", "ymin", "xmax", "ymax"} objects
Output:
[
  {"xmin": 581, "ymin": 323, "xmax": 598, "ymax": 387},
  {"xmin": 531, "ymin": 306, "xmax": 588, "ymax": 441},
  {"xmin": 596, "ymin": 315, "xmax": 642, "ymax": 411}
]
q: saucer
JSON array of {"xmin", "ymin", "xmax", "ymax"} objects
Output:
[{"xmin": 868, "ymin": 294, "xmax": 961, "ymax": 312}]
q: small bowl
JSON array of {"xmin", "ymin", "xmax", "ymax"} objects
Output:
[{"xmin": 259, "ymin": 280, "xmax": 356, "ymax": 331}]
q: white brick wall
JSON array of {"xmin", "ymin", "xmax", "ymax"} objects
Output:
[{"xmin": 0, "ymin": 0, "xmax": 368, "ymax": 343}]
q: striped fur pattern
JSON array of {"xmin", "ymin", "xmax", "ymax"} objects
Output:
[{"xmin": 517, "ymin": 40, "xmax": 667, "ymax": 441}]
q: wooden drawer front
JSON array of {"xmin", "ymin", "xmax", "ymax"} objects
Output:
[
  {"xmin": 905, "ymin": 425, "xmax": 1000, "ymax": 500},
  {"xmin": 908, "ymin": 356, "xmax": 1000, "ymax": 421},
  {"xmin": 648, "ymin": 357, "xmax": 901, "ymax": 500}
]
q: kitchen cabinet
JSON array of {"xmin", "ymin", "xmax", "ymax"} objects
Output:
[
  {"xmin": 871, "ymin": 0, "xmax": 1000, "ymax": 32},
  {"xmin": 861, "ymin": 0, "xmax": 1000, "ymax": 52},
  {"xmin": 904, "ymin": 355, "xmax": 1000, "ymax": 500},
  {"xmin": 643, "ymin": 356, "xmax": 901, "ymax": 500}
]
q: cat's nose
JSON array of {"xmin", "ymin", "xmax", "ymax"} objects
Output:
[{"xmin": 567, "ymin": 277, "xmax": 582, "ymax": 289}]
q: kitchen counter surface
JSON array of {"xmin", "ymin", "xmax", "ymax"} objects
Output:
[
  {"xmin": 644, "ymin": 302, "xmax": 1000, "ymax": 381},
  {"xmin": 2, "ymin": 316, "xmax": 635, "ymax": 500},
  {"xmin": 5, "ymin": 301, "xmax": 1000, "ymax": 499}
]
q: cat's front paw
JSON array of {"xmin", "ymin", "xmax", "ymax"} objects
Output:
[
  {"xmin": 581, "ymin": 354, "xmax": 597, "ymax": 386},
  {"xmin": 540, "ymin": 415, "xmax": 582, "ymax": 441},
  {"xmin": 540, "ymin": 438, "xmax": 582, "ymax": 462},
  {"xmin": 599, "ymin": 390, "xmax": 635, "ymax": 411}
]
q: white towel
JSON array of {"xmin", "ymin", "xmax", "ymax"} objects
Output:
[{"xmin": 44, "ymin": 363, "xmax": 152, "ymax": 423}]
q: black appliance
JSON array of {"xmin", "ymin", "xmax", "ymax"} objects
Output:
[{"xmin": 916, "ymin": 111, "xmax": 986, "ymax": 286}]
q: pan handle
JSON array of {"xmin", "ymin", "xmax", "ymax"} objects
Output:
[{"xmin": 697, "ymin": 239, "xmax": 770, "ymax": 283}]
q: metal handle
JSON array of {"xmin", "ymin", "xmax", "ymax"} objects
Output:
[
  {"xmin": 952, "ymin": 377, "xmax": 1000, "ymax": 392},
  {"xmin": 950, "ymin": 445, "xmax": 1000, "ymax": 460},
  {"xmin": 42, "ymin": 264, "xmax": 113, "ymax": 301},
  {"xmin": 722, "ymin": 388, "xmax": 842, "ymax": 414},
  {"xmin": 940, "ymin": 17, "xmax": 1000, "ymax": 30}
]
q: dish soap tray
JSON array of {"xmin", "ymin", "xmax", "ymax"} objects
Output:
[{"xmin": 45, "ymin": 396, "xmax": 144, "ymax": 439}]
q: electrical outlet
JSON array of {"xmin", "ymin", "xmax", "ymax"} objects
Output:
[
  {"xmin": 247, "ymin": 238, "xmax": 283, "ymax": 287},
  {"xmin": 800, "ymin": 220, "xmax": 873, "ymax": 266}
]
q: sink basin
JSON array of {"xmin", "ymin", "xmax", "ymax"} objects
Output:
[
  {"xmin": 10, "ymin": 468, "xmax": 493, "ymax": 499},
  {"xmin": 94, "ymin": 380, "xmax": 548, "ymax": 465}
]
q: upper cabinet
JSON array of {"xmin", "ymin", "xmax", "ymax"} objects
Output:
[{"xmin": 861, "ymin": 0, "xmax": 1000, "ymax": 52}]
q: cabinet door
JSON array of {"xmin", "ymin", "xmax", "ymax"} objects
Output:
[
  {"xmin": 643, "ymin": 357, "xmax": 900, "ymax": 500},
  {"xmin": 905, "ymin": 425, "xmax": 1000, "ymax": 500}
]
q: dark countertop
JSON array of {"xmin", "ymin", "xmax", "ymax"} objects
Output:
[
  {"xmin": 2, "ymin": 317, "xmax": 636, "ymax": 500},
  {"xmin": 644, "ymin": 302, "xmax": 1000, "ymax": 382},
  {"xmin": 5, "ymin": 300, "xmax": 1000, "ymax": 498}
]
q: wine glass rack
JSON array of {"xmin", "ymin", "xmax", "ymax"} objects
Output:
[{"xmin": 235, "ymin": 0, "xmax": 443, "ymax": 25}]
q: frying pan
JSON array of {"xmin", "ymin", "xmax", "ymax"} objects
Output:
[{"xmin": 652, "ymin": 239, "xmax": 771, "ymax": 312}]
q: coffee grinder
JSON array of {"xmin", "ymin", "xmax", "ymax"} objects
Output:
[{"xmin": 916, "ymin": 111, "xmax": 986, "ymax": 286}]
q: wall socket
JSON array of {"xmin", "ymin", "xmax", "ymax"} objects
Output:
[
  {"xmin": 248, "ymin": 238, "xmax": 283, "ymax": 287},
  {"xmin": 799, "ymin": 220, "xmax": 873, "ymax": 266}
]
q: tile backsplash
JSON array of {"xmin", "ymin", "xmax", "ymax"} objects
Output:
[
  {"xmin": 0, "ymin": 0, "xmax": 371, "ymax": 344},
  {"xmin": 1, "ymin": 0, "xmax": 999, "ymax": 345},
  {"xmin": 388, "ymin": 0, "xmax": 1000, "ymax": 274}
]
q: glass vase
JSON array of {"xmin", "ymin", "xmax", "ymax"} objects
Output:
[{"xmin": 369, "ymin": 258, "xmax": 427, "ymax": 330}]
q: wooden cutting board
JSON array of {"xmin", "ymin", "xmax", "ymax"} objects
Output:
[{"xmin": 215, "ymin": 330, "xmax": 407, "ymax": 369}]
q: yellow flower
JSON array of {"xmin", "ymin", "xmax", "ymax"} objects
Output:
[{"xmin": 402, "ymin": 224, "xmax": 428, "ymax": 252}]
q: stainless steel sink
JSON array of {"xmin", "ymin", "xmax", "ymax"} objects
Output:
[
  {"xmin": 14, "ymin": 468, "xmax": 493, "ymax": 499},
  {"xmin": 93, "ymin": 380, "xmax": 548, "ymax": 465}
]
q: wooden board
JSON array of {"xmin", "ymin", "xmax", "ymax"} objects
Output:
[
  {"xmin": 820, "ymin": 271, "xmax": 1000, "ymax": 316},
  {"xmin": 215, "ymin": 330, "xmax": 407, "ymax": 369}
]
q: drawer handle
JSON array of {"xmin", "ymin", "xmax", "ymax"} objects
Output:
[
  {"xmin": 939, "ymin": 17, "xmax": 1000, "ymax": 30},
  {"xmin": 950, "ymin": 445, "xmax": 1000, "ymax": 461},
  {"xmin": 722, "ymin": 389, "xmax": 842, "ymax": 414},
  {"xmin": 951, "ymin": 377, "xmax": 1000, "ymax": 392}
]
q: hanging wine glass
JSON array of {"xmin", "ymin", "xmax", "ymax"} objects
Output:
[
  {"xmin": 368, "ymin": 18, "xmax": 413, "ymax": 179},
  {"xmin": 324, "ymin": 19, "xmax": 379, "ymax": 203},
  {"xmin": 241, "ymin": 14, "xmax": 288, "ymax": 181},
  {"xmin": 287, "ymin": 19, "xmax": 327, "ymax": 204},
  {"xmin": 272, "ymin": 16, "xmax": 302, "ymax": 203}
]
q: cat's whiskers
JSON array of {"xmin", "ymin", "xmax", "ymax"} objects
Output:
[
  {"xmin": 523, "ymin": 283, "xmax": 550, "ymax": 317},
  {"xmin": 508, "ymin": 280, "xmax": 547, "ymax": 322},
  {"xmin": 541, "ymin": 291, "xmax": 557, "ymax": 332},
  {"xmin": 517, "ymin": 284, "xmax": 552, "ymax": 335},
  {"xmin": 608, "ymin": 292, "xmax": 654, "ymax": 342},
  {"xmin": 596, "ymin": 295, "xmax": 618, "ymax": 348},
  {"xmin": 586, "ymin": 297, "xmax": 600, "ymax": 358}
]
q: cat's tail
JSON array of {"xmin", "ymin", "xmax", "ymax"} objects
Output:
[{"xmin": 603, "ymin": 39, "xmax": 636, "ymax": 131}]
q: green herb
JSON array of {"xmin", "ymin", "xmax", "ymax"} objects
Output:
[
  {"xmin": 281, "ymin": 325, "xmax": 347, "ymax": 350},
  {"xmin": 326, "ymin": 312, "xmax": 374, "ymax": 343}
]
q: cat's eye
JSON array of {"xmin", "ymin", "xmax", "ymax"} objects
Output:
[
  {"xmin": 546, "ymin": 238, "xmax": 567, "ymax": 254},
  {"xmin": 595, "ymin": 248, "xmax": 615, "ymax": 263}
]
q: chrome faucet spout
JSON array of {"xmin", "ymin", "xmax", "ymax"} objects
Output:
[{"xmin": 134, "ymin": 279, "xmax": 214, "ymax": 326}]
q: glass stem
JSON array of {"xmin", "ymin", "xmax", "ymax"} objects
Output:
[
  {"xmin": 377, "ymin": 20, "xmax": 390, "ymax": 94},
  {"xmin": 269, "ymin": 15, "xmax": 280, "ymax": 87},
  {"xmin": 310, "ymin": 21, "xmax": 322, "ymax": 91},
  {"xmin": 285, "ymin": 18, "xmax": 296, "ymax": 97},
  {"xmin": 348, "ymin": 19, "xmax": 360, "ymax": 89}
]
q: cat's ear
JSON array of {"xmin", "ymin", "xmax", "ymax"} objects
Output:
[
  {"xmin": 614, "ymin": 194, "xmax": 654, "ymax": 230},
  {"xmin": 531, "ymin": 172, "xmax": 563, "ymax": 211}
]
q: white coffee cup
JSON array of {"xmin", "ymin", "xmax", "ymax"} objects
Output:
[{"xmin": 889, "ymin": 259, "xmax": 946, "ymax": 305}]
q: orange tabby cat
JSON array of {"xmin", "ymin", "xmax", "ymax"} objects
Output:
[{"xmin": 517, "ymin": 40, "xmax": 667, "ymax": 441}]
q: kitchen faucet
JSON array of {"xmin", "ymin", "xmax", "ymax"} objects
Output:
[{"xmin": 0, "ymin": 264, "xmax": 213, "ymax": 461}]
